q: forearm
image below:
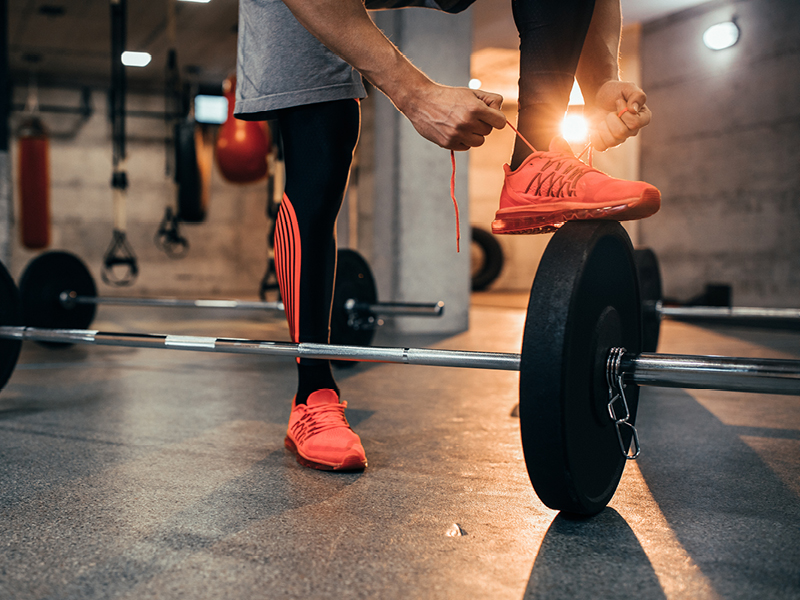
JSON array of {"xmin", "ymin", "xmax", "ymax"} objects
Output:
[
  {"xmin": 279, "ymin": 0, "xmax": 429, "ymax": 111},
  {"xmin": 278, "ymin": 0, "xmax": 506, "ymax": 150},
  {"xmin": 575, "ymin": 0, "xmax": 622, "ymax": 108}
]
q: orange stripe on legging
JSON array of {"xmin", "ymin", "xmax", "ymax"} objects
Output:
[{"xmin": 274, "ymin": 193, "xmax": 301, "ymax": 344}]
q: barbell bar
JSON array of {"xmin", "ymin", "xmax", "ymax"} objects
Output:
[
  {"xmin": 60, "ymin": 292, "xmax": 283, "ymax": 311},
  {"xmin": 2, "ymin": 221, "xmax": 798, "ymax": 516},
  {"xmin": 635, "ymin": 248, "xmax": 800, "ymax": 352},
  {"xmin": 0, "ymin": 324, "xmax": 798, "ymax": 392},
  {"xmin": 655, "ymin": 304, "xmax": 800, "ymax": 321},
  {"xmin": 58, "ymin": 289, "xmax": 444, "ymax": 318}
]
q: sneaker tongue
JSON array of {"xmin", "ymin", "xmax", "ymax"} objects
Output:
[
  {"xmin": 306, "ymin": 389, "xmax": 340, "ymax": 407},
  {"xmin": 548, "ymin": 136, "xmax": 575, "ymax": 156}
]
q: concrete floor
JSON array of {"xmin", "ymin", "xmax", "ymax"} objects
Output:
[{"xmin": 0, "ymin": 294, "xmax": 798, "ymax": 599}]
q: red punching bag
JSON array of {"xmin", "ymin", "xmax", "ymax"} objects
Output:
[
  {"xmin": 215, "ymin": 76, "xmax": 271, "ymax": 183},
  {"xmin": 17, "ymin": 117, "xmax": 51, "ymax": 249}
]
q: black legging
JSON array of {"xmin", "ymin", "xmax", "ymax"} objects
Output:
[
  {"xmin": 514, "ymin": 0, "xmax": 596, "ymax": 109},
  {"xmin": 512, "ymin": 0, "xmax": 597, "ymax": 159},
  {"xmin": 272, "ymin": 99, "xmax": 361, "ymax": 403}
]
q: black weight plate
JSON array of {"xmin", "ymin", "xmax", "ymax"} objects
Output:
[
  {"xmin": 471, "ymin": 226, "xmax": 505, "ymax": 291},
  {"xmin": 19, "ymin": 251, "xmax": 97, "ymax": 333},
  {"xmin": 520, "ymin": 221, "xmax": 642, "ymax": 515},
  {"xmin": 0, "ymin": 261, "xmax": 23, "ymax": 392},
  {"xmin": 330, "ymin": 249, "xmax": 378, "ymax": 349},
  {"xmin": 634, "ymin": 248, "xmax": 662, "ymax": 353}
]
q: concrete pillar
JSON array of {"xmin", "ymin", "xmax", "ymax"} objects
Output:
[{"xmin": 367, "ymin": 8, "xmax": 472, "ymax": 334}]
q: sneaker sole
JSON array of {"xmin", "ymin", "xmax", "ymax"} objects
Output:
[
  {"xmin": 284, "ymin": 436, "xmax": 368, "ymax": 471},
  {"xmin": 491, "ymin": 189, "xmax": 661, "ymax": 235}
]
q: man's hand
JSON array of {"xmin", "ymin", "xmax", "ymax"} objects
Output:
[
  {"xmin": 397, "ymin": 83, "xmax": 506, "ymax": 151},
  {"xmin": 587, "ymin": 80, "xmax": 652, "ymax": 151}
]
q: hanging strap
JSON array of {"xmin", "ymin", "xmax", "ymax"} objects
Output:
[{"xmin": 104, "ymin": 0, "xmax": 138, "ymax": 285}]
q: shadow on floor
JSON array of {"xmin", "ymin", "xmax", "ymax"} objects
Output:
[
  {"xmin": 636, "ymin": 387, "xmax": 800, "ymax": 599},
  {"xmin": 523, "ymin": 508, "xmax": 665, "ymax": 600}
]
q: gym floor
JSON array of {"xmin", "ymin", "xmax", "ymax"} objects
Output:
[{"xmin": 1, "ymin": 293, "xmax": 798, "ymax": 600}]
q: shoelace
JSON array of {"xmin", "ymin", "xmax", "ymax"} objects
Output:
[
  {"xmin": 512, "ymin": 121, "xmax": 593, "ymax": 198},
  {"xmin": 291, "ymin": 401, "xmax": 349, "ymax": 445},
  {"xmin": 525, "ymin": 149, "xmax": 597, "ymax": 198}
]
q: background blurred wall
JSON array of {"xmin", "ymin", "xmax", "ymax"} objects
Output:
[{"xmin": 639, "ymin": 0, "xmax": 800, "ymax": 306}]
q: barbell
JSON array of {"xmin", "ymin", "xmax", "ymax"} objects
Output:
[
  {"xmin": 1, "ymin": 221, "xmax": 798, "ymax": 515},
  {"xmin": 17, "ymin": 249, "xmax": 444, "ymax": 349},
  {"xmin": 635, "ymin": 248, "xmax": 800, "ymax": 352}
]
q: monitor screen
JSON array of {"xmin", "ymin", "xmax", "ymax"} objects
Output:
[{"xmin": 194, "ymin": 95, "xmax": 228, "ymax": 124}]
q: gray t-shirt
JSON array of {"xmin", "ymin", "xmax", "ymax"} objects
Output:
[
  {"xmin": 235, "ymin": 0, "xmax": 366, "ymax": 118},
  {"xmin": 234, "ymin": 0, "xmax": 475, "ymax": 118}
]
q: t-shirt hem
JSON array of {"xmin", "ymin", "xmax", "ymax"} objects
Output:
[{"xmin": 235, "ymin": 83, "xmax": 368, "ymax": 118}]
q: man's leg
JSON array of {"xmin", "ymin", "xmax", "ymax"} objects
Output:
[
  {"xmin": 273, "ymin": 98, "xmax": 367, "ymax": 471},
  {"xmin": 510, "ymin": 0, "xmax": 596, "ymax": 167}
]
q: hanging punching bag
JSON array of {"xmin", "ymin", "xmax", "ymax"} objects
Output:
[
  {"xmin": 175, "ymin": 120, "xmax": 205, "ymax": 223},
  {"xmin": 215, "ymin": 76, "xmax": 270, "ymax": 183},
  {"xmin": 17, "ymin": 117, "xmax": 50, "ymax": 249}
]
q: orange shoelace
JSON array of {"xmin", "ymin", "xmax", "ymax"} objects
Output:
[
  {"xmin": 448, "ymin": 121, "xmax": 536, "ymax": 252},
  {"xmin": 450, "ymin": 150, "xmax": 460, "ymax": 252},
  {"xmin": 290, "ymin": 401, "xmax": 350, "ymax": 445}
]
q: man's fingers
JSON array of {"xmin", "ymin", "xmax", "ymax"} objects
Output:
[
  {"xmin": 471, "ymin": 90, "xmax": 507, "ymax": 129},
  {"xmin": 591, "ymin": 113, "xmax": 628, "ymax": 151},
  {"xmin": 471, "ymin": 121, "xmax": 494, "ymax": 137},
  {"xmin": 605, "ymin": 111, "xmax": 630, "ymax": 142},
  {"xmin": 624, "ymin": 89, "xmax": 647, "ymax": 113},
  {"xmin": 619, "ymin": 104, "xmax": 652, "ymax": 132},
  {"xmin": 462, "ymin": 131, "xmax": 487, "ymax": 148},
  {"xmin": 478, "ymin": 105, "xmax": 507, "ymax": 130},
  {"xmin": 635, "ymin": 105, "xmax": 651, "ymax": 127},
  {"xmin": 473, "ymin": 89, "xmax": 504, "ymax": 111}
]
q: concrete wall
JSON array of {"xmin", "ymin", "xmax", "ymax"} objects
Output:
[
  {"xmin": 639, "ymin": 0, "xmax": 800, "ymax": 306},
  {"xmin": 9, "ymin": 85, "xmax": 269, "ymax": 298}
]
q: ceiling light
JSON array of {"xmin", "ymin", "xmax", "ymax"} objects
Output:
[
  {"xmin": 703, "ymin": 21, "xmax": 740, "ymax": 50},
  {"xmin": 121, "ymin": 51, "xmax": 152, "ymax": 67}
]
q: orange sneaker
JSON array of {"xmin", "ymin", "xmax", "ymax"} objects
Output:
[
  {"xmin": 492, "ymin": 137, "xmax": 661, "ymax": 235},
  {"xmin": 284, "ymin": 389, "xmax": 367, "ymax": 471}
]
